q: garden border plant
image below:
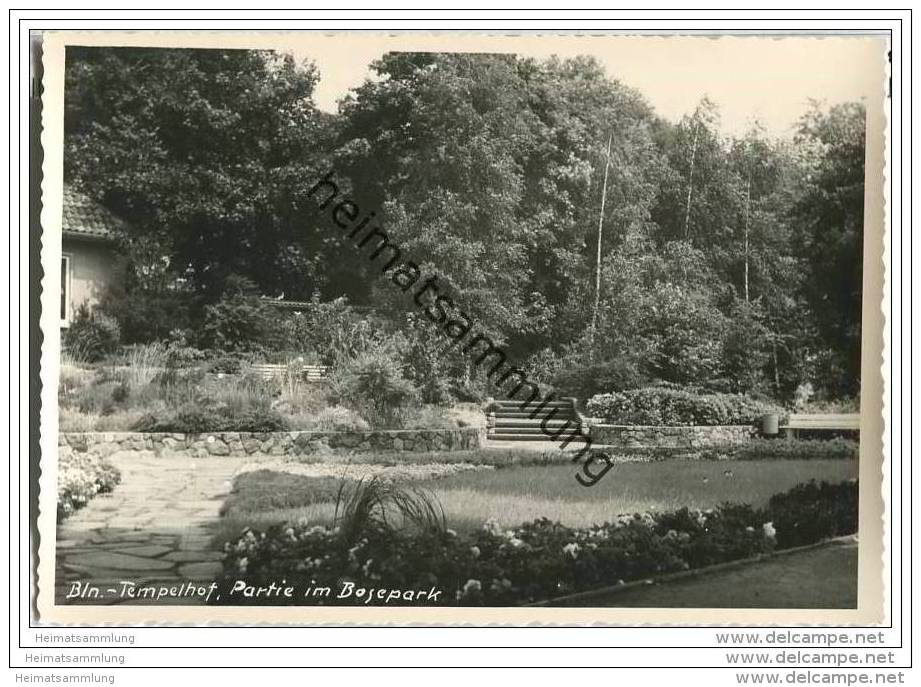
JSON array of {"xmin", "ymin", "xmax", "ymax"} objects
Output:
[
  {"xmin": 217, "ymin": 477, "xmax": 858, "ymax": 607},
  {"xmin": 57, "ymin": 450, "xmax": 121, "ymax": 521}
]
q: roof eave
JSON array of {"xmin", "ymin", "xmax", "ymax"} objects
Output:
[{"xmin": 62, "ymin": 230, "xmax": 115, "ymax": 243}]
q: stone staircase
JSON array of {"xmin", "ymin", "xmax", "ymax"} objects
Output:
[{"xmin": 486, "ymin": 398, "xmax": 581, "ymax": 442}]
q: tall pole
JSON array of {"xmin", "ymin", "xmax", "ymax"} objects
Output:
[{"xmin": 590, "ymin": 132, "xmax": 613, "ymax": 346}]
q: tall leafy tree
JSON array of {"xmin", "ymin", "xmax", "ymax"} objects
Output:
[
  {"xmin": 789, "ymin": 102, "xmax": 867, "ymax": 396},
  {"xmin": 338, "ymin": 53, "xmax": 662, "ymax": 359},
  {"xmin": 65, "ymin": 47, "xmax": 333, "ymax": 300},
  {"xmin": 650, "ymin": 97, "xmax": 741, "ymax": 248},
  {"xmin": 64, "ymin": 46, "xmax": 866, "ymax": 400},
  {"xmin": 336, "ymin": 54, "xmax": 530, "ymax": 343}
]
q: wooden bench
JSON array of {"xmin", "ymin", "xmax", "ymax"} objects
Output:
[
  {"xmin": 780, "ymin": 413, "xmax": 860, "ymax": 439},
  {"xmin": 249, "ymin": 363, "xmax": 330, "ymax": 382}
]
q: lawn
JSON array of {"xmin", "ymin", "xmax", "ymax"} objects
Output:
[
  {"xmin": 424, "ymin": 459, "xmax": 858, "ymax": 531},
  {"xmin": 213, "ymin": 457, "xmax": 858, "ymax": 547}
]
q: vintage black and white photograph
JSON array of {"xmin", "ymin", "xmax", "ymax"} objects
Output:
[{"xmin": 37, "ymin": 31, "xmax": 886, "ymax": 622}]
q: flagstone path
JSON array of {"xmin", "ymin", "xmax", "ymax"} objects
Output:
[{"xmin": 55, "ymin": 454, "xmax": 250, "ymax": 605}]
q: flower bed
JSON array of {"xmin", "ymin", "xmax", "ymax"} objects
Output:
[
  {"xmin": 218, "ymin": 479, "xmax": 858, "ymax": 606},
  {"xmin": 57, "ymin": 451, "xmax": 121, "ymax": 521}
]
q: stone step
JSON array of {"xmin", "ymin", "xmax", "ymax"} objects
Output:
[
  {"xmin": 493, "ymin": 409, "xmax": 577, "ymax": 416},
  {"xmin": 492, "ymin": 427, "xmax": 577, "ymax": 436},
  {"xmin": 493, "ymin": 406, "xmax": 573, "ymax": 414},
  {"xmin": 493, "ymin": 420, "xmax": 577, "ymax": 429},
  {"xmin": 486, "ymin": 432, "xmax": 558, "ymax": 442},
  {"xmin": 493, "ymin": 400, "xmax": 572, "ymax": 409},
  {"xmin": 494, "ymin": 415, "xmax": 578, "ymax": 424}
]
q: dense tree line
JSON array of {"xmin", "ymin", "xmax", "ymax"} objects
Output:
[{"xmin": 64, "ymin": 47, "xmax": 866, "ymax": 401}]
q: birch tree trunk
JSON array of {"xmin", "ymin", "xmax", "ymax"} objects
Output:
[
  {"xmin": 683, "ymin": 120, "xmax": 700, "ymax": 240},
  {"xmin": 744, "ymin": 172, "xmax": 751, "ymax": 302},
  {"xmin": 589, "ymin": 132, "xmax": 613, "ymax": 346}
]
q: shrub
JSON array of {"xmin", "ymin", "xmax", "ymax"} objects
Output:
[
  {"xmin": 766, "ymin": 479, "xmax": 858, "ymax": 549},
  {"xmin": 449, "ymin": 377, "xmax": 491, "ymax": 403},
  {"xmin": 99, "ymin": 285, "xmax": 195, "ymax": 344},
  {"xmin": 208, "ymin": 353, "xmax": 246, "ymax": 375},
  {"xmin": 400, "ymin": 313, "xmax": 454, "ymax": 404},
  {"xmin": 73, "ymin": 380, "xmax": 122, "ymax": 415},
  {"xmin": 717, "ymin": 300, "xmax": 774, "ymax": 395},
  {"xmin": 59, "ymin": 407, "xmax": 99, "ymax": 433},
  {"xmin": 93, "ymin": 410, "xmax": 151, "ymax": 433},
  {"xmin": 551, "ymin": 359, "xmax": 646, "ymax": 400},
  {"xmin": 304, "ymin": 406, "xmax": 370, "ymax": 432},
  {"xmin": 133, "ymin": 402, "xmax": 289, "ymax": 433},
  {"xmin": 272, "ymin": 376, "xmax": 330, "ymax": 423},
  {"xmin": 331, "ymin": 348, "xmax": 418, "ymax": 428},
  {"xmin": 796, "ymin": 397, "xmax": 860, "ymax": 414},
  {"xmin": 587, "ymin": 386, "xmax": 782, "ymax": 426},
  {"xmin": 57, "ymin": 451, "xmax": 121, "ymax": 520},
  {"xmin": 402, "ymin": 405, "xmax": 466, "ymax": 430},
  {"xmin": 152, "ymin": 365, "xmax": 208, "ymax": 406},
  {"xmin": 278, "ymin": 296, "xmax": 398, "ymax": 367},
  {"xmin": 200, "ymin": 275, "xmax": 275, "ymax": 353},
  {"xmin": 163, "ymin": 330, "xmax": 207, "ymax": 368},
  {"xmin": 110, "ymin": 381, "xmax": 131, "ymax": 404},
  {"xmin": 644, "ymin": 281, "xmax": 728, "ymax": 385},
  {"xmin": 63, "ymin": 304, "xmax": 121, "ymax": 362},
  {"xmin": 219, "ymin": 478, "xmax": 858, "ymax": 606},
  {"xmin": 133, "ymin": 374, "xmax": 289, "ymax": 433}
]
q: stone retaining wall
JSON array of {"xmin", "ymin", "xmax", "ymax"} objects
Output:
[
  {"xmin": 59, "ymin": 427, "xmax": 485, "ymax": 458},
  {"xmin": 590, "ymin": 424, "xmax": 758, "ymax": 449}
]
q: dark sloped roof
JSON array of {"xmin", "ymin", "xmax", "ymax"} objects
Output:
[{"xmin": 62, "ymin": 184, "xmax": 124, "ymax": 239}]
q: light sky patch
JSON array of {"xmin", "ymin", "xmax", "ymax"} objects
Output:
[{"xmin": 285, "ymin": 34, "xmax": 884, "ymax": 139}]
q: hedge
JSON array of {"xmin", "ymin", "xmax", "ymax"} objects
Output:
[
  {"xmin": 587, "ymin": 387, "xmax": 782, "ymax": 426},
  {"xmin": 728, "ymin": 438, "xmax": 858, "ymax": 461},
  {"xmin": 218, "ymin": 479, "xmax": 857, "ymax": 606}
]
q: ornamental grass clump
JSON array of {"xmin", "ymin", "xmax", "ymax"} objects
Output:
[
  {"xmin": 334, "ymin": 477, "xmax": 446, "ymax": 544},
  {"xmin": 63, "ymin": 304, "xmax": 121, "ymax": 362},
  {"xmin": 121, "ymin": 342, "xmax": 167, "ymax": 387}
]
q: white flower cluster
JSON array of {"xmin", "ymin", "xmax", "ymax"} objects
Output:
[
  {"xmin": 57, "ymin": 452, "xmax": 120, "ymax": 519},
  {"xmin": 455, "ymin": 578, "xmax": 482, "ymax": 600}
]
